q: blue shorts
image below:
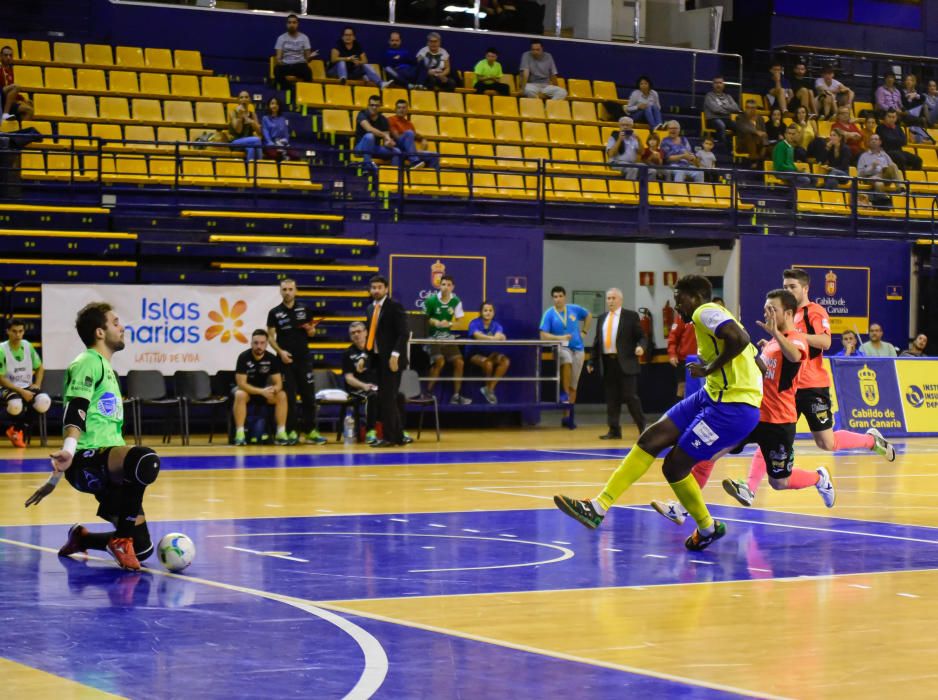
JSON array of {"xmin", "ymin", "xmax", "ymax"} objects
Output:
[{"xmin": 664, "ymin": 388, "xmax": 761, "ymax": 462}]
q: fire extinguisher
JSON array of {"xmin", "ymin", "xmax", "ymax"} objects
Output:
[
  {"xmin": 638, "ymin": 307, "xmax": 655, "ymax": 363},
  {"xmin": 662, "ymin": 300, "xmax": 675, "ymax": 338}
]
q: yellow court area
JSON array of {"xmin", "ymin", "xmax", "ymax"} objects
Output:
[{"xmin": 3, "ymin": 428, "xmax": 938, "ymax": 699}]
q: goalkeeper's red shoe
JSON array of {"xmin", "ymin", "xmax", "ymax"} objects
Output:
[
  {"xmin": 107, "ymin": 537, "xmax": 141, "ymax": 571},
  {"xmin": 58, "ymin": 524, "xmax": 89, "ymax": 557}
]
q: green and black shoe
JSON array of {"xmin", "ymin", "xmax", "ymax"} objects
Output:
[
  {"xmin": 685, "ymin": 520, "xmax": 727, "ymax": 551},
  {"xmin": 553, "ymin": 494, "xmax": 604, "ymax": 529}
]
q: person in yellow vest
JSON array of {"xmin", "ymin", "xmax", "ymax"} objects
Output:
[
  {"xmin": 1, "ymin": 319, "xmax": 51, "ymax": 448},
  {"xmin": 554, "ymin": 275, "xmax": 763, "ymax": 551}
]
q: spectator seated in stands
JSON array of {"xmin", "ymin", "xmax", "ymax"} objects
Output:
[
  {"xmin": 857, "ymin": 134, "xmax": 905, "ymax": 194},
  {"xmin": 925, "ymin": 80, "xmax": 938, "ymax": 128},
  {"xmin": 876, "ymin": 108, "xmax": 922, "ymax": 172},
  {"xmin": 468, "ymin": 301, "xmax": 510, "ymax": 405},
  {"xmin": 901, "ymin": 74, "xmax": 927, "ymax": 126},
  {"xmin": 703, "ymin": 75, "xmax": 739, "ymax": 145},
  {"xmin": 416, "ymin": 32, "xmax": 457, "ymax": 92},
  {"xmin": 261, "ymin": 97, "xmax": 300, "ymax": 161},
  {"xmin": 1, "ymin": 45, "xmax": 34, "ymax": 122},
  {"xmin": 735, "ymin": 99, "xmax": 768, "ymax": 168},
  {"xmin": 833, "ymin": 330, "xmax": 864, "ymax": 357},
  {"xmin": 875, "ymin": 72, "xmax": 903, "ymax": 117},
  {"xmin": 343, "ymin": 321, "xmax": 380, "ymax": 444},
  {"xmin": 789, "ymin": 62, "xmax": 818, "ymax": 118},
  {"xmin": 764, "ymin": 107, "xmax": 787, "ymax": 152},
  {"xmin": 274, "ymin": 13, "xmax": 316, "ymax": 85},
  {"xmin": 815, "ymin": 67, "xmax": 854, "ymax": 121},
  {"xmin": 859, "ymin": 323, "xmax": 898, "ymax": 357},
  {"xmin": 660, "ymin": 120, "xmax": 704, "ymax": 183},
  {"xmin": 233, "ymin": 329, "xmax": 290, "ymax": 446},
  {"xmin": 772, "ymin": 123, "xmax": 812, "ymax": 187},
  {"xmin": 424, "ymin": 274, "xmax": 472, "ymax": 405},
  {"xmin": 765, "ymin": 63, "xmax": 792, "ymax": 114},
  {"xmin": 388, "ymin": 99, "xmax": 438, "ymax": 169},
  {"xmin": 640, "ymin": 132, "xmax": 666, "ymax": 180},
  {"xmin": 831, "ymin": 105, "xmax": 864, "ymax": 162},
  {"xmin": 860, "ymin": 115, "xmax": 878, "ymax": 151},
  {"xmin": 383, "ymin": 30, "xmax": 417, "ymax": 88},
  {"xmin": 819, "ymin": 129, "xmax": 852, "ymax": 188},
  {"xmin": 695, "ymin": 137, "xmax": 717, "ymax": 181},
  {"xmin": 1, "ymin": 319, "xmax": 50, "ymax": 449},
  {"xmin": 519, "ymin": 40, "xmax": 567, "ymax": 101},
  {"xmin": 605, "ymin": 116, "xmax": 641, "ymax": 180},
  {"xmin": 355, "ymin": 94, "xmax": 402, "ymax": 166},
  {"xmin": 328, "ymin": 27, "xmax": 381, "ymax": 85},
  {"xmin": 790, "ymin": 106, "xmax": 819, "ymax": 161},
  {"xmin": 473, "ymin": 47, "xmax": 511, "ymax": 96},
  {"xmin": 228, "ymin": 91, "xmax": 262, "ymax": 162},
  {"xmin": 900, "ymin": 333, "xmax": 928, "ymax": 357},
  {"xmin": 627, "ymin": 76, "xmax": 663, "ymax": 130}
]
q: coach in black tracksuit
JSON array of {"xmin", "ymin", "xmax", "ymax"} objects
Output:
[
  {"xmin": 266, "ymin": 278, "xmax": 322, "ymax": 442},
  {"xmin": 589, "ymin": 287, "xmax": 647, "ymax": 439}
]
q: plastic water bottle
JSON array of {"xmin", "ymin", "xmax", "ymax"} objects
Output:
[{"xmin": 343, "ymin": 410, "xmax": 356, "ymax": 445}]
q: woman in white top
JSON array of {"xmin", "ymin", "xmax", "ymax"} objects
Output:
[{"xmin": 627, "ymin": 76, "xmax": 664, "ymax": 130}]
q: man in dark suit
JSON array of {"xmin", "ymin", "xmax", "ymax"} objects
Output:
[
  {"xmin": 589, "ymin": 287, "xmax": 647, "ymax": 439},
  {"xmin": 365, "ymin": 275, "xmax": 409, "ymax": 447}
]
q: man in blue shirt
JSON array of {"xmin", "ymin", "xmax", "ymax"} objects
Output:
[
  {"xmin": 383, "ymin": 30, "xmax": 417, "ymax": 88},
  {"xmin": 540, "ymin": 285, "xmax": 592, "ymax": 429}
]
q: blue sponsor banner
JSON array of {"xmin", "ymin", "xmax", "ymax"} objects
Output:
[
  {"xmin": 389, "ymin": 254, "xmax": 486, "ymax": 328},
  {"xmin": 829, "ymin": 358, "xmax": 908, "ymax": 436},
  {"xmin": 792, "ymin": 264, "xmax": 869, "ymax": 334}
]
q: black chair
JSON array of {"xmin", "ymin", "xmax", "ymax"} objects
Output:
[
  {"xmin": 401, "ymin": 368, "xmax": 440, "ymax": 441},
  {"xmin": 174, "ymin": 370, "xmax": 230, "ymax": 445},
  {"xmin": 314, "ymin": 369, "xmax": 357, "ymax": 441},
  {"xmin": 36, "ymin": 368, "xmax": 66, "ymax": 447},
  {"xmin": 126, "ymin": 370, "xmax": 183, "ymax": 445}
]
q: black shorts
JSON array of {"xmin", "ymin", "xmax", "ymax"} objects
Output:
[
  {"xmin": 65, "ymin": 447, "xmax": 114, "ymax": 495},
  {"xmin": 742, "ymin": 421, "xmax": 797, "ymax": 479},
  {"xmin": 796, "ymin": 386, "xmax": 833, "ymax": 432}
]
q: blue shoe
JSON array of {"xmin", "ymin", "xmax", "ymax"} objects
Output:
[
  {"xmin": 306, "ymin": 430, "xmax": 328, "ymax": 445},
  {"xmin": 559, "ymin": 391, "xmax": 570, "ymax": 403}
]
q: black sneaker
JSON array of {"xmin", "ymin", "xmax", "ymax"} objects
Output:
[
  {"xmin": 685, "ymin": 520, "xmax": 727, "ymax": 551},
  {"xmin": 553, "ymin": 494, "xmax": 604, "ymax": 529}
]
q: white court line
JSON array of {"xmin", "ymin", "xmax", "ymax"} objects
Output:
[
  {"xmin": 537, "ymin": 449, "xmax": 624, "ymax": 459},
  {"xmin": 0, "ymin": 537, "xmax": 387, "ymax": 700},
  {"xmin": 205, "ymin": 531, "xmax": 575, "ymax": 574}
]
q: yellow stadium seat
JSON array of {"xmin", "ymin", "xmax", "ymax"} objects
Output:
[
  {"xmin": 116, "ymin": 46, "xmax": 146, "ymax": 69},
  {"xmin": 164, "ymin": 100, "xmax": 195, "ymax": 124},
  {"xmin": 495, "ymin": 119, "xmax": 522, "ymax": 143},
  {"xmin": 22, "ymin": 40, "xmax": 51, "ymax": 63},
  {"xmin": 820, "ymin": 189, "xmax": 849, "ymax": 213},
  {"xmin": 380, "ymin": 87, "xmax": 408, "ymax": 111},
  {"xmin": 496, "ymin": 144, "xmax": 524, "ymax": 169},
  {"xmin": 688, "ymin": 183, "xmax": 717, "ymax": 207},
  {"xmin": 549, "ymin": 148, "xmax": 578, "ymax": 172},
  {"xmin": 796, "ymin": 189, "xmax": 821, "ymax": 212},
  {"xmin": 19, "ymin": 152, "xmax": 45, "ymax": 179},
  {"xmin": 580, "ymin": 178, "xmax": 609, "ymax": 200},
  {"xmin": 545, "ymin": 100, "xmax": 572, "ymax": 121},
  {"xmin": 353, "ymin": 86, "xmax": 380, "ymax": 109},
  {"xmin": 133, "ymin": 99, "xmax": 163, "ymax": 122},
  {"xmin": 462, "ymin": 72, "xmax": 476, "ymax": 90},
  {"xmin": 440, "ymin": 116, "xmax": 468, "ymax": 139},
  {"xmin": 918, "ymin": 148, "xmax": 938, "ymax": 170},
  {"xmin": 911, "ymin": 195, "xmax": 936, "ymax": 218},
  {"xmin": 107, "ymin": 155, "xmax": 149, "ymax": 183},
  {"xmin": 100, "ymin": 96, "xmax": 130, "ymax": 121},
  {"xmin": 0, "ymin": 40, "xmax": 18, "ymax": 60},
  {"xmin": 324, "ymin": 84, "xmax": 354, "ymax": 109},
  {"xmin": 608, "ymin": 178, "xmax": 639, "ymax": 204},
  {"xmin": 405, "ymin": 168, "xmax": 438, "ymax": 195},
  {"xmin": 577, "ymin": 149, "xmax": 607, "ymax": 172},
  {"xmin": 91, "ymin": 123, "xmax": 123, "ymax": 143},
  {"xmin": 575, "ymin": 124, "xmax": 602, "ymax": 147},
  {"xmin": 13, "ymin": 66, "xmax": 44, "ymax": 90},
  {"xmin": 109, "ymin": 71, "xmax": 139, "ymax": 94},
  {"xmin": 309, "ymin": 60, "xmax": 327, "ymax": 81},
  {"xmin": 467, "ymin": 143, "xmax": 496, "ymax": 168},
  {"xmin": 174, "ymin": 50, "xmax": 203, "ymax": 72},
  {"xmin": 157, "ymin": 126, "xmax": 187, "ymax": 145},
  {"xmin": 67, "ymin": 95, "xmax": 98, "ymax": 119},
  {"xmin": 255, "ymin": 161, "xmax": 281, "ymax": 188},
  {"xmin": 437, "ymin": 92, "xmax": 465, "ymax": 115},
  {"xmin": 11, "ymin": 120, "xmax": 51, "ymax": 138},
  {"xmin": 492, "ymin": 96, "xmax": 519, "ymax": 118},
  {"xmin": 41, "ymin": 153, "xmax": 77, "ymax": 181},
  {"xmin": 181, "ymin": 157, "xmax": 215, "ymax": 186},
  {"xmin": 547, "ymin": 176, "xmax": 582, "ymax": 201},
  {"xmin": 54, "ymin": 42, "xmax": 83, "ymax": 64},
  {"xmin": 592, "ymin": 81, "xmax": 618, "ymax": 101},
  {"xmin": 572, "ymin": 101, "xmax": 597, "ymax": 122},
  {"xmin": 437, "ymin": 142, "xmax": 467, "ymax": 168},
  {"xmin": 147, "ymin": 156, "xmax": 177, "ymax": 184},
  {"xmin": 497, "ymin": 173, "xmax": 535, "ymax": 199},
  {"xmin": 196, "ymin": 101, "xmax": 226, "ymax": 126},
  {"xmin": 280, "ymin": 162, "xmax": 319, "ymax": 190},
  {"xmin": 566, "ymin": 79, "xmax": 593, "ymax": 100},
  {"xmin": 549, "ymin": 123, "xmax": 576, "ymax": 146},
  {"xmin": 140, "ymin": 72, "xmax": 170, "ymax": 96},
  {"xmin": 84, "ymin": 44, "xmax": 114, "ymax": 66},
  {"xmin": 43, "ymin": 66, "xmax": 75, "ymax": 90},
  {"xmin": 816, "ymin": 121, "xmax": 832, "ymax": 138},
  {"xmin": 171, "ymin": 75, "xmax": 201, "ymax": 98},
  {"xmin": 295, "ymin": 82, "xmax": 325, "ymax": 108},
  {"xmin": 409, "ymin": 90, "xmax": 438, "ymax": 113},
  {"xmin": 905, "ymin": 170, "xmax": 927, "ymax": 192},
  {"xmin": 125, "ymin": 124, "xmax": 156, "ymax": 145},
  {"xmin": 215, "ymin": 158, "xmax": 249, "ymax": 185},
  {"xmin": 34, "ymin": 94, "xmax": 64, "ymax": 118},
  {"xmin": 470, "ymin": 172, "xmax": 498, "ymax": 198},
  {"xmin": 523, "ymin": 121, "xmax": 548, "ymax": 144},
  {"xmin": 519, "ymin": 98, "xmax": 545, "ymax": 120},
  {"xmin": 322, "ymin": 109, "xmax": 353, "ymax": 134},
  {"xmin": 77, "ymin": 69, "xmax": 107, "ymax": 93},
  {"xmin": 56, "ymin": 122, "xmax": 90, "ymax": 147},
  {"xmin": 467, "ymin": 118, "xmax": 494, "ymax": 141},
  {"xmin": 524, "ymin": 146, "xmax": 550, "ymax": 165},
  {"xmin": 376, "ymin": 166, "xmax": 399, "ymax": 193},
  {"xmin": 465, "ymin": 94, "xmax": 492, "ymax": 116},
  {"xmin": 854, "ymin": 100, "xmax": 873, "ymax": 118},
  {"xmin": 201, "ymin": 76, "xmax": 230, "ymax": 100},
  {"xmin": 742, "ymin": 93, "xmax": 766, "ymax": 112},
  {"xmin": 664, "ymin": 182, "xmax": 692, "ymax": 205},
  {"xmin": 439, "ymin": 171, "xmax": 469, "ymax": 195},
  {"xmin": 410, "ymin": 114, "xmax": 438, "ymax": 137},
  {"xmin": 145, "ymin": 48, "xmax": 173, "ymax": 70}
]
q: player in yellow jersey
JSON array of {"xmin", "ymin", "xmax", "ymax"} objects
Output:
[{"xmin": 555, "ymin": 275, "xmax": 763, "ymax": 551}]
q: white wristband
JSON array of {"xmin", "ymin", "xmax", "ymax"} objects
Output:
[
  {"xmin": 47, "ymin": 471, "xmax": 63, "ymax": 486},
  {"xmin": 62, "ymin": 437, "xmax": 78, "ymax": 457}
]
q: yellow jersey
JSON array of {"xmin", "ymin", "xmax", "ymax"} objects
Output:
[{"xmin": 691, "ymin": 302, "xmax": 763, "ymax": 407}]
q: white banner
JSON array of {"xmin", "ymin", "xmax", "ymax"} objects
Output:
[{"xmin": 42, "ymin": 285, "xmax": 275, "ymax": 374}]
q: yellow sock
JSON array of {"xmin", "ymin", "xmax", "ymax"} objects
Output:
[
  {"xmin": 670, "ymin": 473, "xmax": 714, "ymax": 531},
  {"xmin": 597, "ymin": 446, "xmax": 656, "ymax": 510}
]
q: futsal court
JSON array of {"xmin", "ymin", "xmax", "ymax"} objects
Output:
[{"xmin": 2, "ymin": 426, "xmax": 937, "ymax": 699}]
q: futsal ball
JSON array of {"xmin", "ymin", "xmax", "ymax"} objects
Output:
[{"xmin": 158, "ymin": 532, "xmax": 196, "ymax": 572}]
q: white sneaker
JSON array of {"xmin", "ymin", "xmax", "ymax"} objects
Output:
[
  {"xmin": 722, "ymin": 478, "xmax": 754, "ymax": 507},
  {"xmin": 866, "ymin": 427, "xmax": 896, "ymax": 462},
  {"xmin": 651, "ymin": 499, "xmax": 687, "ymax": 525},
  {"xmin": 450, "ymin": 394, "xmax": 472, "ymax": 405},
  {"xmin": 1, "ymin": 113, "xmax": 12, "ymax": 122},
  {"xmin": 815, "ymin": 466, "xmax": 836, "ymax": 508},
  {"xmin": 381, "ymin": 79, "xmax": 395, "ymax": 88}
]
